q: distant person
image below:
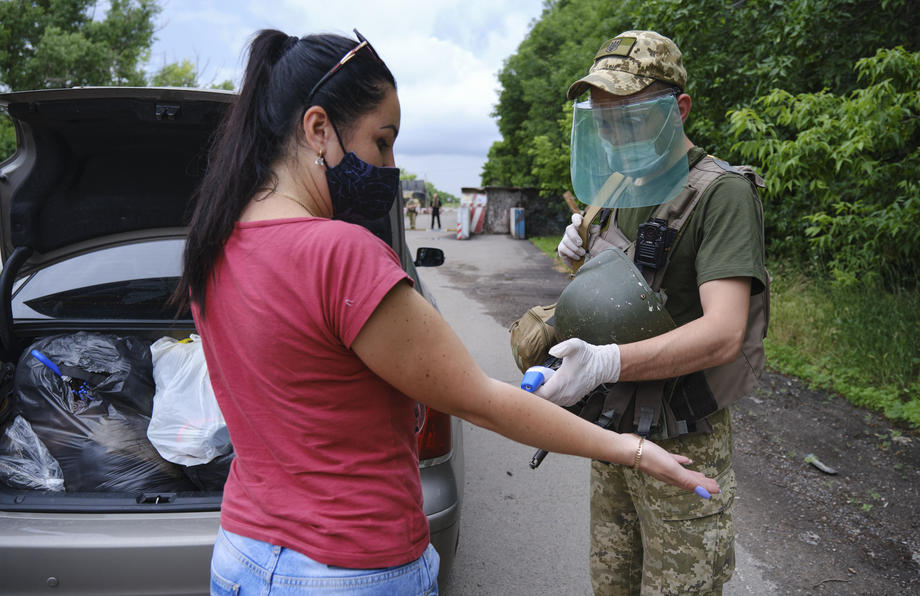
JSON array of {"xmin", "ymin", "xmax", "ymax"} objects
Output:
[
  {"xmin": 543, "ymin": 30, "xmax": 769, "ymax": 595},
  {"xmin": 177, "ymin": 27, "xmax": 719, "ymax": 595},
  {"xmin": 406, "ymin": 191, "xmax": 421, "ymax": 229},
  {"xmin": 430, "ymin": 192, "xmax": 442, "ymax": 230}
]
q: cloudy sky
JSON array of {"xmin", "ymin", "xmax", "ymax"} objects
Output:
[{"xmin": 148, "ymin": 0, "xmax": 547, "ymax": 197}]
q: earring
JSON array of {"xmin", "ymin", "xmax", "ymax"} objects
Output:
[{"xmin": 315, "ymin": 151, "xmax": 326, "ymax": 167}]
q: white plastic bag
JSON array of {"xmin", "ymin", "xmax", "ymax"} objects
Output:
[{"xmin": 146, "ymin": 336, "xmax": 231, "ymax": 466}]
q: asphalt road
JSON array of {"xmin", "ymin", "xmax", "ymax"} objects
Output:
[{"xmin": 405, "ymin": 211, "xmax": 778, "ymax": 595}]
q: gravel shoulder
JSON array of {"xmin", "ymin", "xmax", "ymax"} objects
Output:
[{"xmin": 731, "ymin": 371, "xmax": 920, "ymax": 594}]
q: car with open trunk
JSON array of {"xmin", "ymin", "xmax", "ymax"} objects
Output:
[{"xmin": 0, "ymin": 86, "xmax": 462, "ymax": 594}]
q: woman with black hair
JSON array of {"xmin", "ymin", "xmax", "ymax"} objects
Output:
[{"xmin": 176, "ymin": 29, "xmax": 719, "ymax": 595}]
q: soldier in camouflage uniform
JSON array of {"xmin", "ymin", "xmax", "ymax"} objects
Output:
[{"xmin": 538, "ymin": 30, "xmax": 768, "ymax": 595}]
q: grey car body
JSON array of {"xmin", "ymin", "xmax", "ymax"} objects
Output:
[{"xmin": 0, "ymin": 87, "xmax": 462, "ymax": 594}]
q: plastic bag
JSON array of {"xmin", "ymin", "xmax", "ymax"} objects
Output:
[
  {"xmin": 12, "ymin": 332, "xmax": 194, "ymax": 493},
  {"xmin": 0, "ymin": 415, "xmax": 65, "ymax": 491},
  {"xmin": 147, "ymin": 336, "xmax": 231, "ymax": 466}
]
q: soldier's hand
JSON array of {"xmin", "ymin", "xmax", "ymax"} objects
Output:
[
  {"xmin": 557, "ymin": 213, "xmax": 585, "ymax": 270},
  {"xmin": 534, "ymin": 338, "xmax": 620, "ymax": 406}
]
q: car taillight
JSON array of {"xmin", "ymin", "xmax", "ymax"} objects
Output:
[{"xmin": 417, "ymin": 406, "xmax": 451, "ymax": 460}]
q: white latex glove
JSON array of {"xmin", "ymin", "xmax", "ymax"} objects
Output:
[
  {"xmin": 557, "ymin": 213, "xmax": 586, "ymax": 270},
  {"xmin": 534, "ymin": 338, "xmax": 621, "ymax": 407}
]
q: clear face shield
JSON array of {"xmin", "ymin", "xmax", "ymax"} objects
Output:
[{"xmin": 570, "ymin": 91, "xmax": 689, "ymax": 208}]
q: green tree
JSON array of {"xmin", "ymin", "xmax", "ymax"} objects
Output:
[
  {"xmin": 729, "ymin": 47, "xmax": 920, "ymax": 289},
  {"xmin": 483, "ymin": 0, "xmax": 615, "ymax": 192},
  {"xmin": 0, "ymin": 0, "xmax": 160, "ymax": 90},
  {"xmin": 150, "ymin": 58, "xmax": 197, "ymax": 87},
  {"xmin": 424, "ymin": 182, "xmax": 457, "ymax": 205},
  {"xmin": 485, "ymin": 0, "xmax": 920, "ymax": 197},
  {"xmin": 210, "ymin": 79, "xmax": 235, "ymax": 91},
  {"xmin": 150, "ymin": 59, "xmax": 235, "ymax": 90},
  {"xmin": 0, "ymin": 112, "xmax": 15, "ymax": 160}
]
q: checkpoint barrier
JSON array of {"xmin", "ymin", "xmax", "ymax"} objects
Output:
[{"xmin": 458, "ymin": 189, "xmax": 487, "ymax": 240}]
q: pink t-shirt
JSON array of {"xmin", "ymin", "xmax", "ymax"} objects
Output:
[{"xmin": 192, "ymin": 217, "xmax": 428, "ymax": 569}]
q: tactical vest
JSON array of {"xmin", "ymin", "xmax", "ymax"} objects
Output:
[{"xmin": 584, "ymin": 155, "xmax": 770, "ymax": 440}]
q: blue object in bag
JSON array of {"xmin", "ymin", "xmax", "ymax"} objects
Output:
[{"xmin": 31, "ymin": 350, "xmax": 92, "ymax": 398}]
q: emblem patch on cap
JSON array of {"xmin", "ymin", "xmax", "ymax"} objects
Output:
[{"xmin": 595, "ymin": 37, "xmax": 636, "ymax": 61}]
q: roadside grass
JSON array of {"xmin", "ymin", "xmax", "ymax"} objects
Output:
[
  {"xmin": 767, "ymin": 264, "xmax": 920, "ymax": 429},
  {"xmin": 530, "ymin": 235, "xmax": 571, "ymax": 273},
  {"xmin": 529, "ymin": 236, "xmax": 920, "ymax": 429},
  {"xmin": 529, "ymin": 235, "xmax": 563, "ymax": 262}
]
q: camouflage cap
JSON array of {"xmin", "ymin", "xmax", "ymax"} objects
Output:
[{"xmin": 567, "ymin": 31, "xmax": 687, "ymax": 100}]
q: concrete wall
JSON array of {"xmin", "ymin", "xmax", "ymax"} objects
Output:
[
  {"xmin": 482, "ymin": 187, "xmax": 524, "ymax": 234},
  {"xmin": 480, "ymin": 186, "xmax": 569, "ymax": 237}
]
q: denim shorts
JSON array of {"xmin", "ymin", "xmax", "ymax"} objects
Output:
[{"xmin": 210, "ymin": 527, "xmax": 439, "ymax": 595}]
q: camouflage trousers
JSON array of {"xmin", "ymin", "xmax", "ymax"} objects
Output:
[{"xmin": 590, "ymin": 407, "xmax": 736, "ymax": 596}]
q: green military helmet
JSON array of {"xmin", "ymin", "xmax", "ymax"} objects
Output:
[{"xmin": 555, "ymin": 247, "xmax": 675, "ymax": 346}]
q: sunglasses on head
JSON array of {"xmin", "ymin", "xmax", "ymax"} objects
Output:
[{"xmin": 308, "ymin": 28, "xmax": 382, "ymax": 101}]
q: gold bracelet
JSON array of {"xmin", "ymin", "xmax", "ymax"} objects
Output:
[{"xmin": 632, "ymin": 436, "xmax": 645, "ymax": 470}]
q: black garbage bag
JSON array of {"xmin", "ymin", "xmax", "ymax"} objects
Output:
[
  {"xmin": 184, "ymin": 451, "xmax": 234, "ymax": 492},
  {"xmin": 12, "ymin": 332, "xmax": 194, "ymax": 492},
  {"xmin": 0, "ymin": 361, "xmax": 14, "ymax": 427}
]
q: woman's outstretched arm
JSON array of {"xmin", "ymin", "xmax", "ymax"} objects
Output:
[{"xmin": 352, "ymin": 281, "xmax": 719, "ymax": 495}]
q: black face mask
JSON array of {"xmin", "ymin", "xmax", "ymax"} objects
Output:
[{"xmin": 325, "ymin": 151, "xmax": 400, "ymax": 225}]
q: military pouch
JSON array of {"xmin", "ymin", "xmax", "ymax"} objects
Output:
[
  {"xmin": 596, "ymin": 380, "xmax": 666, "ymax": 437},
  {"xmin": 509, "ymin": 303, "xmax": 558, "ymax": 373},
  {"xmin": 665, "ymin": 371, "xmax": 718, "ymax": 436},
  {"xmin": 592, "ymin": 375, "xmax": 718, "ymax": 440}
]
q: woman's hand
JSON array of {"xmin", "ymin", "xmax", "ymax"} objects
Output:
[{"xmin": 630, "ymin": 434, "xmax": 721, "ymax": 497}]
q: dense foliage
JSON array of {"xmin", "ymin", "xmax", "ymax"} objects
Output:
[
  {"xmin": 730, "ymin": 47, "xmax": 920, "ymax": 289},
  {"xmin": 484, "ymin": 0, "xmax": 919, "ymax": 287}
]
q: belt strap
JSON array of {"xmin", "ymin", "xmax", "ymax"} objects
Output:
[
  {"xmin": 570, "ymin": 204, "xmax": 603, "ymax": 273},
  {"xmin": 633, "ymin": 380, "xmax": 666, "ymax": 437}
]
